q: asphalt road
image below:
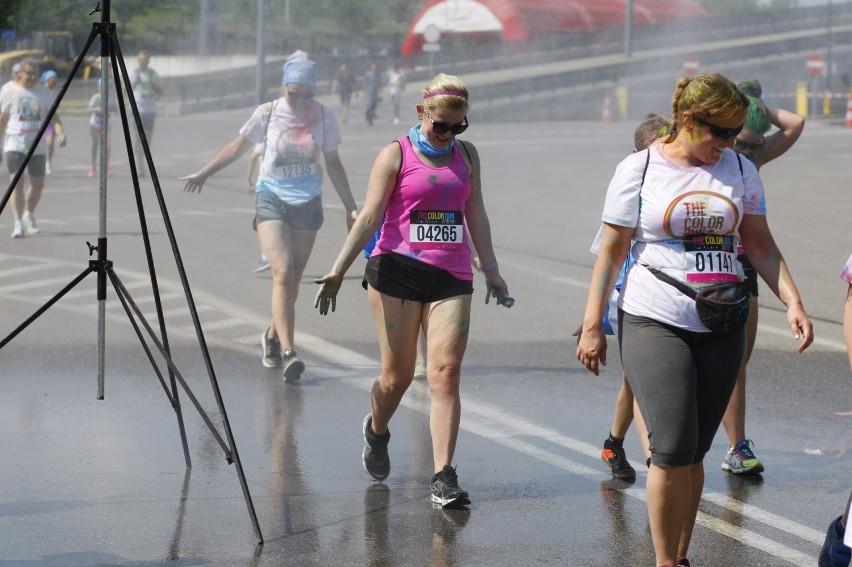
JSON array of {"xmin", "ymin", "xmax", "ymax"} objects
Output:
[{"xmin": 0, "ymin": 94, "xmax": 850, "ymax": 566}]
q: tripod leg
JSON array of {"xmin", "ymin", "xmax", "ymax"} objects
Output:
[{"xmin": 112, "ymin": 33, "xmax": 264, "ymax": 544}]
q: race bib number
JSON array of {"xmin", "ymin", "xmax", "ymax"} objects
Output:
[
  {"xmin": 409, "ymin": 210, "xmax": 463, "ymax": 250},
  {"xmin": 683, "ymin": 235, "xmax": 739, "ymax": 283},
  {"xmin": 278, "ymin": 162, "xmax": 316, "ymax": 179}
]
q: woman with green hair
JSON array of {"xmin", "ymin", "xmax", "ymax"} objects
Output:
[{"xmin": 720, "ymin": 79, "xmax": 806, "ymax": 476}]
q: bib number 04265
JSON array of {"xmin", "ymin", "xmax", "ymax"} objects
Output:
[{"xmin": 409, "ymin": 210, "xmax": 464, "ymax": 250}]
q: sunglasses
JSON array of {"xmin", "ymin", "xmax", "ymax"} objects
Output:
[
  {"xmin": 287, "ymin": 91, "xmax": 314, "ymax": 101},
  {"xmin": 692, "ymin": 115, "xmax": 743, "ymax": 140},
  {"xmin": 423, "ymin": 109, "xmax": 469, "ymax": 135},
  {"xmin": 734, "ymin": 138, "xmax": 765, "ymax": 152}
]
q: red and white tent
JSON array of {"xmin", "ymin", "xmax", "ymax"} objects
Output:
[{"xmin": 400, "ymin": 0, "xmax": 708, "ymax": 56}]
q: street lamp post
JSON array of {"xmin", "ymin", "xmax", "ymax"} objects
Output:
[{"xmin": 256, "ymin": 0, "xmax": 267, "ymax": 106}]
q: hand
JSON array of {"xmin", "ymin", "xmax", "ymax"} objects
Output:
[
  {"xmin": 786, "ymin": 304, "xmax": 814, "ymax": 353},
  {"xmin": 314, "ymin": 272, "xmax": 344, "ymax": 315},
  {"xmin": 576, "ymin": 326, "xmax": 607, "ymax": 376},
  {"xmin": 484, "ymin": 273, "xmax": 510, "ymax": 306},
  {"xmin": 179, "ymin": 172, "xmax": 207, "ymax": 193},
  {"xmin": 472, "ymin": 255, "xmax": 482, "ymax": 271}
]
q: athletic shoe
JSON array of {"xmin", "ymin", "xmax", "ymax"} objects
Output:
[
  {"xmin": 430, "ymin": 465, "xmax": 471, "ymax": 508},
  {"xmin": 362, "ymin": 413, "xmax": 390, "ymax": 481},
  {"xmin": 21, "ymin": 212, "xmax": 39, "ymax": 235},
  {"xmin": 252, "ymin": 257, "xmax": 270, "ymax": 273},
  {"xmin": 722, "ymin": 439, "xmax": 764, "ymax": 475},
  {"xmin": 601, "ymin": 437, "xmax": 637, "ymax": 480},
  {"xmin": 261, "ymin": 329, "xmax": 282, "ymax": 368},
  {"xmin": 45, "ymin": 160, "xmax": 52, "ymax": 175},
  {"xmin": 677, "ymin": 556, "xmax": 691, "ymax": 567},
  {"xmin": 413, "ymin": 360, "xmax": 427, "ymax": 380},
  {"xmin": 10, "ymin": 221, "xmax": 24, "ymax": 239},
  {"xmin": 819, "ymin": 515, "xmax": 851, "ymax": 567},
  {"xmin": 282, "ymin": 349, "xmax": 304, "ymax": 383}
]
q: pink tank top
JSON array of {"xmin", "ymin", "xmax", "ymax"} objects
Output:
[{"xmin": 372, "ymin": 136, "xmax": 473, "ymax": 280}]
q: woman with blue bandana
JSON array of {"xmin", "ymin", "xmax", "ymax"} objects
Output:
[
  {"xmin": 180, "ymin": 50, "xmax": 358, "ymax": 383},
  {"xmin": 314, "ymin": 73, "xmax": 511, "ymax": 508}
]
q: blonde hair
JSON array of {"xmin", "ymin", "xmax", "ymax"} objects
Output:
[
  {"xmin": 422, "ymin": 73, "xmax": 469, "ymax": 112},
  {"xmin": 664, "ymin": 73, "xmax": 747, "ymax": 142}
]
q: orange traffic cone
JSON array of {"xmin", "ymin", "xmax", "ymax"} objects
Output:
[
  {"xmin": 602, "ymin": 92, "xmax": 612, "ymax": 123},
  {"xmin": 846, "ymin": 95, "xmax": 852, "ymax": 127}
]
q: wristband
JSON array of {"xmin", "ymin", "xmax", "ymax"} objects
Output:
[{"xmin": 480, "ymin": 262, "xmax": 498, "ymax": 272}]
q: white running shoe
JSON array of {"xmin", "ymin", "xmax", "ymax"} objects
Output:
[
  {"xmin": 21, "ymin": 213, "xmax": 39, "ymax": 235},
  {"xmin": 11, "ymin": 221, "xmax": 24, "ymax": 238}
]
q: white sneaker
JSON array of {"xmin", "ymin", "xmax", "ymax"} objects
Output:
[
  {"xmin": 45, "ymin": 160, "xmax": 52, "ymax": 175},
  {"xmin": 21, "ymin": 213, "xmax": 39, "ymax": 235},
  {"xmin": 252, "ymin": 257, "xmax": 270, "ymax": 273},
  {"xmin": 10, "ymin": 221, "xmax": 24, "ymax": 238}
]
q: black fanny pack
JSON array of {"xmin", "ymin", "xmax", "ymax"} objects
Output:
[{"xmin": 644, "ymin": 266, "xmax": 750, "ymax": 334}]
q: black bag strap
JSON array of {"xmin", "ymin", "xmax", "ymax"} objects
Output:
[{"xmin": 643, "ymin": 265, "xmax": 698, "ymax": 299}]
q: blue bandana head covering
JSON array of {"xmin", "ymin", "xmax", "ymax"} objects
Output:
[
  {"xmin": 41, "ymin": 70, "xmax": 57, "ymax": 84},
  {"xmin": 282, "ymin": 50, "xmax": 317, "ymax": 87}
]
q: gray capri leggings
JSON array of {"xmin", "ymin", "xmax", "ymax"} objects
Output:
[{"xmin": 619, "ymin": 309, "xmax": 746, "ymax": 467}]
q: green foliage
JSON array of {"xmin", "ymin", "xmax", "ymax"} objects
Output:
[{"xmin": 2, "ymin": 0, "xmax": 420, "ymax": 55}]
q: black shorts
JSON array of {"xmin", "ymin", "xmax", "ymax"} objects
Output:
[{"xmin": 363, "ymin": 253, "xmax": 473, "ymax": 302}]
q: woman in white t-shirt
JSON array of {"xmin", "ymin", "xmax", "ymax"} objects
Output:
[
  {"xmin": 577, "ymin": 73, "xmax": 814, "ymax": 567},
  {"xmin": 180, "ymin": 50, "xmax": 358, "ymax": 383}
]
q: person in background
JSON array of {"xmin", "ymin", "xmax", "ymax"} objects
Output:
[
  {"xmin": 364, "ymin": 63, "xmax": 381, "ymax": 126},
  {"xmin": 719, "ymin": 78, "xmax": 806, "ymax": 475},
  {"xmin": 181, "ymin": 50, "xmax": 358, "ymax": 383},
  {"xmin": 87, "ymin": 79, "xmax": 116, "ymax": 178},
  {"xmin": 386, "ymin": 63, "xmax": 405, "ymax": 125},
  {"xmin": 39, "ymin": 70, "xmax": 66, "ymax": 175},
  {"xmin": 0, "ymin": 58, "xmax": 53, "ymax": 238},
  {"xmin": 333, "ymin": 62, "xmax": 356, "ymax": 123},
  {"xmin": 131, "ymin": 50, "xmax": 162, "ymax": 177},
  {"xmin": 577, "ymin": 73, "xmax": 813, "ymax": 567},
  {"xmin": 314, "ymin": 73, "xmax": 510, "ymax": 508}
]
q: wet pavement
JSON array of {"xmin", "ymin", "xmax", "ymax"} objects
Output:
[{"xmin": 1, "ymin": 89, "xmax": 851, "ymax": 566}]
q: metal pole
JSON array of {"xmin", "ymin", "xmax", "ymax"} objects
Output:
[
  {"xmin": 827, "ymin": 0, "xmax": 833, "ymax": 91},
  {"xmin": 255, "ymin": 0, "xmax": 267, "ymax": 106},
  {"xmin": 97, "ymin": 0, "xmax": 111, "ymax": 400},
  {"xmin": 624, "ymin": 0, "xmax": 634, "ymax": 57}
]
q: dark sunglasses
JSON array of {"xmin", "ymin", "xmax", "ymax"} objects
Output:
[
  {"xmin": 423, "ymin": 109, "xmax": 469, "ymax": 135},
  {"xmin": 287, "ymin": 91, "xmax": 314, "ymax": 101},
  {"xmin": 692, "ymin": 115, "xmax": 743, "ymax": 140},
  {"xmin": 734, "ymin": 138, "xmax": 765, "ymax": 152}
]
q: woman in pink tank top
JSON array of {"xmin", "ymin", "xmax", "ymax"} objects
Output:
[{"xmin": 315, "ymin": 73, "xmax": 511, "ymax": 508}]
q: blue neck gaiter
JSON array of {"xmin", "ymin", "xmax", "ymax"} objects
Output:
[{"xmin": 408, "ymin": 124, "xmax": 454, "ymax": 158}]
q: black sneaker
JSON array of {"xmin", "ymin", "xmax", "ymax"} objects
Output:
[
  {"xmin": 261, "ymin": 330, "xmax": 282, "ymax": 368},
  {"xmin": 601, "ymin": 438, "xmax": 637, "ymax": 480},
  {"xmin": 282, "ymin": 350, "xmax": 305, "ymax": 383},
  {"xmin": 362, "ymin": 414, "xmax": 390, "ymax": 480},
  {"xmin": 430, "ymin": 465, "xmax": 471, "ymax": 508}
]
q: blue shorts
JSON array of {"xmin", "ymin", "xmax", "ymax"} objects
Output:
[
  {"xmin": 253, "ymin": 191, "xmax": 323, "ymax": 231},
  {"xmin": 6, "ymin": 152, "xmax": 46, "ymax": 177}
]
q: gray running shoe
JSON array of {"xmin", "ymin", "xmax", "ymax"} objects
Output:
[
  {"xmin": 282, "ymin": 349, "xmax": 304, "ymax": 383},
  {"xmin": 362, "ymin": 413, "xmax": 390, "ymax": 480},
  {"xmin": 10, "ymin": 221, "xmax": 24, "ymax": 239},
  {"xmin": 431, "ymin": 465, "xmax": 470, "ymax": 508},
  {"xmin": 252, "ymin": 257, "xmax": 270, "ymax": 273},
  {"xmin": 261, "ymin": 330, "xmax": 282, "ymax": 368},
  {"xmin": 722, "ymin": 439, "xmax": 764, "ymax": 475}
]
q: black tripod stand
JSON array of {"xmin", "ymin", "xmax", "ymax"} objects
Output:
[{"xmin": 0, "ymin": 1, "xmax": 263, "ymax": 544}]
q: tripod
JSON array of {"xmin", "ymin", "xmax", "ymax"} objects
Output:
[{"xmin": 0, "ymin": 1, "xmax": 263, "ymax": 544}]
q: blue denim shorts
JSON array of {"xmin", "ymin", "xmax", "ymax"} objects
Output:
[
  {"xmin": 253, "ymin": 190, "xmax": 323, "ymax": 231},
  {"xmin": 5, "ymin": 152, "xmax": 46, "ymax": 177}
]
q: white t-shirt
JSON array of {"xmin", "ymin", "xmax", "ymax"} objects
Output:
[
  {"xmin": 0, "ymin": 82, "xmax": 52, "ymax": 155},
  {"xmin": 239, "ymin": 97, "xmax": 340, "ymax": 205},
  {"xmin": 600, "ymin": 145, "xmax": 766, "ymax": 332}
]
